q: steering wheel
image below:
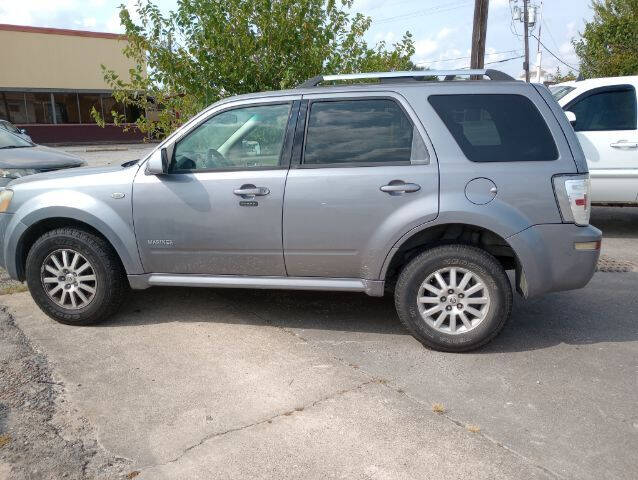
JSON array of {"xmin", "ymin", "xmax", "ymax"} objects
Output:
[{"xmin": 205, "ymin": 148, "xmax": 232, "ymax": 168}]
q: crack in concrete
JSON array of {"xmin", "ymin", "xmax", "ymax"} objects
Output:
[{"xmin": 144, "ymin": 379, "xmax": 379, "ymax": 471}]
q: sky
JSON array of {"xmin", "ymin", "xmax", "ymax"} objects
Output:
[{"xmin": 0, "ymin": 0, "xmax": 594, "ymax": 78}]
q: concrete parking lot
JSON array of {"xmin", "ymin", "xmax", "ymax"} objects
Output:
[{"xmin": 0, "ymin": 145, "xmax": 637, "ymax": 479}]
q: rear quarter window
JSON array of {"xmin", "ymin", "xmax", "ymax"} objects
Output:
[{"xmin": 428, "ymin": 94, "xmax": 558, "ymax": 162}]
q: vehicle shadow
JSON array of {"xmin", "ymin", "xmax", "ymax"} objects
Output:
[
  {"xmin": 591, "ymin": 206, "xmax": 638, "ymax": 238},
  {"xmin": 102, "ymin": 271, "xmax": 638, "ymax": 353}
]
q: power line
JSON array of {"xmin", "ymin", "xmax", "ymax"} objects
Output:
[
  {"xmin": 415, "ymin": 49, "xmax": 521, "ymax": 66},
  {"xmin": 484, "ymin": 54, "xmax": 524, "ymax": 65},
  {"xmin": 374, "ymin": 1, "xmax": 473, "ymax": 25},
  {"xmin": 531, "ymin": 34, "xmax": 579, "ymax": 71}
]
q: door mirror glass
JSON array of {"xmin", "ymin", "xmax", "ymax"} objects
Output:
[
  {"xmin": 146, "ymin": 148, "xmax": 169, "ymax": 175},
  {"xmin": 565, "ymin": 111, "xmax": 576, "ymax": 124}
]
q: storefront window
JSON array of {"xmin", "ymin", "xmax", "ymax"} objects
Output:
[
  {"xmin": 101, "ymin": 95, "xmax": 126, "ymax": 123},
  {"xmin": 78, "ymin": 94, "xmax": 102, "ymax": 124},
  {"xmin": 24, "ymin": 93, "xmax": 54, "ymax": 124},
  {"xmin": 125, "ymin": 103, "xmax": 144, "ymax": 123},
  {"xmin": 53, "ymin": 93, "xmax": 80, "ymax": 123},
  {"xmin": 0, "ymin": 92, "xmax": 28, "ymax": 123}
]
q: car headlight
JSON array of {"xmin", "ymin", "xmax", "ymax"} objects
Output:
[
  {"xmin": 0, "ymin": 168, "xmax": 38, "ymax": 179},
  {"xmin": 0, "ymin": 189, "xmax": 13, "ymax": 213}
]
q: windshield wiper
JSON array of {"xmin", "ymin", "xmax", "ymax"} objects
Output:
[
  {"xmin": 121, "ymin": 159, "xmax": 140, "ymax": 167},
  {"xmin": 0, "ymin": 145, "xmax": 30, "ymax": 150}
]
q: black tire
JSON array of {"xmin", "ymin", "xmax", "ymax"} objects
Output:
[
  {"xmin": 25, "ymin": 227, "xmax": 128, "ymax": 325},
  {"xmin": 394, "ymin": 245, "xmax": 512, "ymax": 352}
]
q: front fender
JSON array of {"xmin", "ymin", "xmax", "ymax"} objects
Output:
[{"xmin": 5, "ymin": 189, "xmax": 143, "ymax": 278}]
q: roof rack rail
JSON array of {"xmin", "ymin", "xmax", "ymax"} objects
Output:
[{"xmin": 297, "ymin": 69, "xmax": 515, "ymax": 88}]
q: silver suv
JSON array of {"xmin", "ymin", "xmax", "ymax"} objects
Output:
[{"xmin": 0, "ymin": 70, "xmax": 602, "ymax": 352}]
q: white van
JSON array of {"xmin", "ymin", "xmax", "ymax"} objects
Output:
[{"xmin": 552, "ymin": 76, "xmax": 638, "ymax": 205}]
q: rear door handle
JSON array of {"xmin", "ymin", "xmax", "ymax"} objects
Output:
[
  {"xmin": 233, "ymin": 185, "xmax": 270, "ymax": 196},
  {"xmin": 610, "ymin": 141, "xmax": 638, "ymax": 149},
  {"xmin": 380, "ymin": 182, "xmax": 421, "ymax": 194}
]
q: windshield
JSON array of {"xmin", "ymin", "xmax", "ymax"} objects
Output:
[
  {"xmin": 550, "ymin": 85, "xmax": 576, "ymax": 101},
  {"xmin": 0, "ymin": 129, "xmax": 33, "ymax": 149}
]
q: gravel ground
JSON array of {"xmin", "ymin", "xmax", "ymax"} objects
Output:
[{"xmin": 0, "ymin": 307, "xmax": 130, "ymax": 479}]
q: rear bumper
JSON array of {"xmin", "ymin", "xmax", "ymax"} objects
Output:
[{"xmin": 507, "ymin": 223, "xmax": 601, "ymax": 298}]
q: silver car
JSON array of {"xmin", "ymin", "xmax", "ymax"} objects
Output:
[
  {"xmin": 0, "ymin": 128, "xmax": 85, "ymax": 187},
  {"xmin": 0, "ymin": 70, "xmax": 602, "ymax": 352}
]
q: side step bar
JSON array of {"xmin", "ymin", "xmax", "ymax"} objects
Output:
[{"xmin": 127, "ymin": 274, "xmax": 385, "ymax": 297}]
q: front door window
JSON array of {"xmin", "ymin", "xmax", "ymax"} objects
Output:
[{"xmin": 173, "ymin": 103, "xmax": 292, "ymax": 171}]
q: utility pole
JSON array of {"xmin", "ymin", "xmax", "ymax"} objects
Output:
[
  {"xmin": 470, "ymin": 0, "xmax": 489, "ymax": 69},
  {"xmin": 523, "ymin": 0, "xmax": 530, "ymax": 82},
  {"xmin": 535, "ymin": 1, "xmax": 543, "ymax": 82}
]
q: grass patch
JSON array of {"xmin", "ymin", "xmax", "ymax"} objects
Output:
[
  {"xmin": 0, "ymin": 434, "xmax": 11, "ymax": 448},
  {"xmin": 466, "ymin": 424, "xmax": 481, "ymax": 433},
  {"xmin": 0, "ymin": 284, "xmax": 27, "ymax": 295}
]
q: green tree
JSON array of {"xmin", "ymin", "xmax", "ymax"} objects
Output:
[
  {"xmin": 573, "ymin": 0, "xmax": 638, "ymax": 78},
  {"xmin": 96, "ymin": 0, "xmax": 415, "ymax": 138},
  {"xmin": 548, "ymin": 66, "xmax": 577, "ymax": 83}
]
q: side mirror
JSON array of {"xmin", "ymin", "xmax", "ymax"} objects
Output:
[
  {"xmin": 146, "ymin": 148, "xmax": 169, "ymax": 175},
  {"xmin": 19, "ymin": 128, "xmax": 27, "ymax": 134},
  {"xmin": 565, "ymin": 111, "xmax": 576, "ymax": 124}
]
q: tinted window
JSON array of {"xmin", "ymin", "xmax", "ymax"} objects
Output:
[
  {"xmin": 173, "ymin": 103, "xmax": 291, "ymax": 171},
  {"xmin": 0, "ymin": 92, "xmax": 28, "ymax": 123},
  {"xmin": 24, "ymin": 93, "xmax": 54, "ymax": 124},
  {"xmin": 429, "ymin": 94, "xmax": 558, "ymax": 162},
  {"xmin": 78, "ymin": 94, "xmax": 102, "ymax": 124},
  {"xmin": 303, "ymin": 99, "xmax": 426, "ymax": 165},
  {"xmin": 53, "ymin": 93, "xmax": 80, "ymax": 124},
  {"xmin": 568, "ymin": 88, "xmax": 636, "ymax": 132}
]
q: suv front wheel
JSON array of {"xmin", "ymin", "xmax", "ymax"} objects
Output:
[
  {"xmin": 394, "ymin": 245, "xmax": 512, "ymax": 352},
  {"xmin": 25, "ymin": 227, "xmax": 128, "ymax": 325}
]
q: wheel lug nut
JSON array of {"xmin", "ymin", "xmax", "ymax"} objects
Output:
[
  {"xmin": 440, "ymin": 296, "xmax": 446, "ymax": 302},
  {"xmin": 457, "ymin": 304, "xmax": 463, "ymax": 309},
  {"xmin": 65, "ymin": 284, "xmax": 70, "ymax": 289},
  {"xmin": 459, "ymin": 293, "xmax": 464, "ymax": 298},
  {"xmin": 445, "ymin": 305, "xmax": 452, "ymax": 311},
  {"xmin": 448, "ymin": 289, "xmax": 454, "ymax": 294}
]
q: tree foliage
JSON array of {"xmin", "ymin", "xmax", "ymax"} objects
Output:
[
  {"xmin": 547, "ymin": 67, "xmax": 577, "ymax": 83},
  {"xmin": 97, "ymin": 0, "xmax": 415, "ymax": 138},
  {"xmin": 573, "ymin": 0, "xmax": 638, "ymax": 78}
]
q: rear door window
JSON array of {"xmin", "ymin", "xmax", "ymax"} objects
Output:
[
  {"xmin": 566, "ymin": 87, "xmax": 637, "ymax": 132},
  {"xmin": 428, "ymin": 94, "xmax": 558, "ymax": 162},
  {"xmin": 302, "ymin": 99, "xmax": 428, "ymax": 166}
]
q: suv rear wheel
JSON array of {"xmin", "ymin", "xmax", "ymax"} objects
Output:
[
  {"xmin": 25, "ymin": 228, "xmax": 128, "ymax": 325},
  {"xmin": 394, "ymin": 245, "xmax": 512, "ymax": 352}
]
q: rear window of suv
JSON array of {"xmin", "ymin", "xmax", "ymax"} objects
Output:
[{"xmin": 428, "ymin": 94, "xmax": 558, "ymax": 162}]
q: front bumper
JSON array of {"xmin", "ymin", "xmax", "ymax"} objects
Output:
[{"xmin": 507, "ymin": 223, "xmax": 602, "ymax": 298}]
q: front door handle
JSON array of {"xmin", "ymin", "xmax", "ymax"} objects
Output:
[
  {"xmin": 610, "ymin": 141, "xmax": 638, "ymax": 149},
  {"xmin": 233, "ymin": 185, "xmax": 270, "ymax": 197},
  {"xmin": 380, "ymin": 181, "xmax": 421, "ymax": 194}
]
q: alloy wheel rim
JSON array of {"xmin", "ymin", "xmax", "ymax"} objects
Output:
[
  {"xmin": 417, "ymin": 266, "xmax": 490, "ymax": 335},
  {"xmin": 40, "ymin": 249, "xmax": 97, "ymax": 310}
]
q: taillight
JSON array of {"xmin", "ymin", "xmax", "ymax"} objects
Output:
[{"xmin": 552, "ymin": 175, "xmax": 591, "ymax": 226}]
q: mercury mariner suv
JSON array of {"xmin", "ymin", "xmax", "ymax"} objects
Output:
[{"xmin": 0, "ymin": 70, "xmax": 602, "ymax": 352}]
